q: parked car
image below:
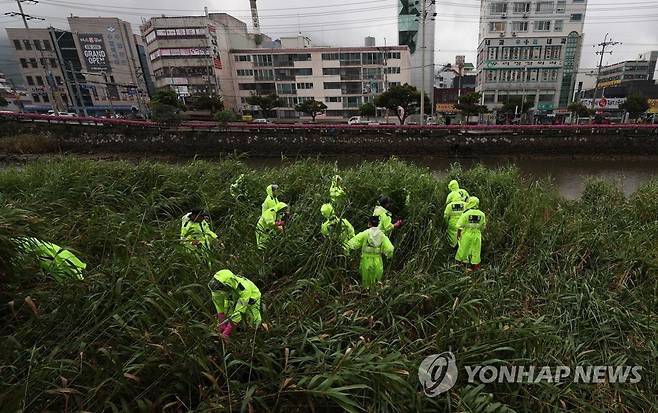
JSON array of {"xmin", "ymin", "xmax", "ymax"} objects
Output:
[
  {"xmin": 251, "ymin": 118, "xmax": 271, "ymax": 124},
  {"xmin": 348, "ymin": 116, "xmax": 379, "ymax": 125},
  {"xmin": 47, "ymin": 110, "xmax": 76, "ymax": 117}
]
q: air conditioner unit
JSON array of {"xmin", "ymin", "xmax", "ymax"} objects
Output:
[
  {"xmin": 512, "ymin": 32, "xmax": 517, "ymax": 37},
  {"xmin": 501, "ymin": 13, "xmax": 507, "ymax": 18}
]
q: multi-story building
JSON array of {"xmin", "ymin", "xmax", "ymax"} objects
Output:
[
  {"xmin": 140, "ymin": 13, "xmax": 263, "ymax": 110},
  {"xmin": 475, "ymin": 0, "xmax": 587, "ymax": 113},
  {"xmin": 398, "ymin": 0, "xmax": 435, "ymax": 94},
  {"xmin": 5, "ymin": 27, "xmax": 74, "ymax": 113},
  {"xmin": 597, "ymin": 51, "xmax": 658, "ymax": 88},
  {"xmin": 7, "ymin": 17, "xmax": 152, "ymax": 115},
  {"xmin": 229, "ymin": 45, "xmax": 411, "ymax": 118},
  {"xmin": 67, "ymin": 16, "xmax": 151, "ymax": 115}
]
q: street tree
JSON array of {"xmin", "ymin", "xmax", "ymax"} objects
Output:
[
  {"xmin": 190, "ymin": 94, "xmax": 223, "ymax": 113},
  {"xmin": 150, "ymin": 88, "xmax": 186, "ymax": 124},
  {"xmin": 619, "ymin": 93, "xmax": 650, "ymax": 119},
  {"xmin": 500, "ymin": 95, "xmax": 532, "ymax": 115},
  {"xmin": 295, "ymin": 99, "xmax": 327, "ymax": 121},
  {"xmin": 567, "ymin": 102, "xmax": 594, "ymax": 118},
  {"xmin": 359, "ymin": 102, "xmax": 376, "ymax": 119},
  {"xmin": 214, "ymin": 109, "xmax": 238, "ymax": 124},
  {"xmin": 246, "ymin": 94, "xmax": 282, "ymax": 118},
  {"xmin": 374, "ymin": 84, "xmax": 430, "ymax": 125},
  {"xmin": 454, "ymin": 92, "xmax": 488, "ymax": 118}
]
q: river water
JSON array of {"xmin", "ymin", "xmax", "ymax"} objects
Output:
[{"xmin": 244, "ymin": 156, "xmax": 658, "ymax": 200}]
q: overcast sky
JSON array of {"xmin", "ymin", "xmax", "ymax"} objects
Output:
[{"xmin": 1, "ymin": 0, "xmax": 657, "ymax": 71}]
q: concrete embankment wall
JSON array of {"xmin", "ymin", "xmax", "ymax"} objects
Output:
[{"xmin": 1, "ymin": 120, "xmax": 658, "ymax": 156}]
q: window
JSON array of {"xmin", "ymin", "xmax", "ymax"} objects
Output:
[
  {"xmin": 556, "ymin": 0, "xmax": 566, "ymax": 13},
  {"xmin": 487, "ymin": 47, "xmax": 499, "ymax": 60},
  {"xmin": 295, "ymin": 68, "xmax": 313, "ymax": 76},
  {"xmin": 23, "ymin": 40, "xmax": 32, "ymax": 50},
  {"xmin": 276, "ymin": 83, "xmax": 297, "ymax": 94},
  {"xmin": 234, "ymin": 55, "xmax": 252, "ymax": 62},
  {"xmin": 237, "ymin": 69, "xmax": 253, "ymax": 76},
  {"xmin": 323, "ymin": 68, "xmax": 340, "ymax": 76},
  {"xmin": 55, "ymin": 76, "xmax": 62, "ymax": 85},
  {"xmin": 26, "ymin": 76, "xmax": 34, "ymax": 86},
  {"xmin": 13, "ymin": 39, "xmax": 22, "ymax": 50},
  {"xmin": 42, "ymin": 94, "xmax": 50, "ymax": 102},
  {"xmin": 386, "ymin": 51, "xmax": 401, "ymax": 59},
  {"xmin": 520, "ymin": 47, "xmax": 530, "ymax": 60},
  {"xmin": 362, "ymin": 52, "xmax": 383, "ymax": 65},
  {"xmin": 20, "ymin": 58, "xmax": 28, "ymax": 68},
  {"xmin": 512, "ymin": 2, "xmax": 531, "ymax": 13},
  {"xmin": 502, "ymin": 47, "xmax": 510, "ymax": 60},
  {"xmin": 322, "ymin": 52, "xmax": 339, "ymax": 60},
  {"xmin": 49, "ymin": 58, "xmax": 58, "ymax": 68},
  {"xmin": 325, "ymin": 96, "xmax": 342, "ymax": 102},
  {"xmin": 512, "ymin": 21, "xmax": 528, "ymax": 31},
  {"xmin": 296, "ymin": 82, "xmax": 314, "ymax": 89},
  {"xmin": 253, "ymin": 54, "xmax": 272, "ymax": 66},
  {"xmin": 489, "ymin": 21, "xmax": 507, "ymax": 32},
  {"xmin": 531, "ymin": 46, "xmax": 542, "ymax": 59},
  {"xmin": 254, "ymin": 69, "xmax": 274, "ymax": 80},
  {"xmin": 389, "ymin": 81, "xmax": 401, "ymax": 87},
  {"xmin": 544, "ymin": 45, "xmax": 562, "ymax": 59},
  {"xmin": 490, "ymin": 2, "xmax": 508, "ymax": 14},
  {"xmin": 323, "ymin": 82, "xmax": 341, "ymax": 89},
  {"xmin": 534, "ymin": 21, "xmax": 551, "ymax": 31},
  {"xmin": 238, "ymin": 83, "xmax": 257, "ymax": 90},
  {"xmin": 29, "ymin": 58, "xmax": 38, "ymax": 68},
  {"xmin": 32, "ymin": 94, "xmax": 40, "ymax": 102},
  {"xmin": 536, "ymin": 2, "xmax": 553, "ymax": 13},
  {"xmin": 34, "ymin": 39, "xmax": 42, "ymax": 50},
  {"xmin": 554, "ymin": 20, "xmax": 564, "ymax": 31},
  {"xmin": 384, "ymin": 67, "xmax": 400, "ymax": 74},
  {"xmin": 570, "ymin": 13, "xmax": 583, "ymax": 21}
]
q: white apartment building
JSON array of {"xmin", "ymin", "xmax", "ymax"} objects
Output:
[
  {"xmin": 475, "ymin": 0, "xmax": 587, "ymax": 112},
  {"xmin": 229, "ymin": 46, "xmax": 411, "ymax": 118},
  {"xmin": 141, "ymin": 13, "xmax": 264, "ymax": 110},
  {"xmin": 398, "ymin": 0, "xmax": 436, "ymax": 94}
]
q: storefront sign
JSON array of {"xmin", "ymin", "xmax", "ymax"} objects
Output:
[{"xmin": 580, "ymin": 97, "xmax": 626, "ymax": 110}]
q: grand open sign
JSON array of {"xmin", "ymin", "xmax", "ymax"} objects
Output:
[{"xmin": 78, "ymin": 33, "xmax": 111, "ymax": 72}]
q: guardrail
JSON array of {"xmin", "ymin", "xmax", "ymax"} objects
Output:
[{"xmin": 2, "ymin": 111, "xmax": 658, "ymax": 132}]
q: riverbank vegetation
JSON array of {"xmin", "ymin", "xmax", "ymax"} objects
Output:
[{"xmin": 1, "ymin": 158, "xmax": 656, "ymax": 411}]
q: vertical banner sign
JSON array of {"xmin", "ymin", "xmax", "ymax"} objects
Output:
[{"xmin": 78, "ymin": 33, "xmax": 111, "ymax": 72}]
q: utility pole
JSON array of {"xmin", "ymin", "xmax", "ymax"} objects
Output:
[
  {"xmin": 419, "ymin": 0, "xmax": 426, "ymax": 125},
  {"xmin": 68, "ymin": 60, "xmax": 87, "ymax": 116},
  {"xmin": 417, "ymin": 0, "xmax": 436, "ymax": 125},
  {"xmin": 7, "ymin": 0, "xmax": 59, "ymax": 113},
  {"xmin": 102, "ymin": 71, "xmax": 115, "ymax": 116},
  {"xmin": 591, "ymin": 33, "xmax": 621, "ymax": 112}
]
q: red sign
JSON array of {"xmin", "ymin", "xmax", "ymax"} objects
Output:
[
  {"xmin": 213, "ymin": 57, "xmax": 222, "ymax": 69},
  {"xmin": 598, "ymin": 97, "xmax": 608, "ymax": 108}
]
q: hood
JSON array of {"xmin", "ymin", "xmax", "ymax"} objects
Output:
[
  {"xmin": 465, "ymin": 196, "xmax": 479, "ymax": 210},
  {"xmin": 320, "ymin": 203, "xmax": 334, "ymax": 218},
  {"xmin": 448, "ymin": 180, "xmax": 460, "ymax": 192},
  {"xmin": 332, "ymin": 175, "xmax": 342, "ymax": 185},
  {"xmin": 366, "ymin": 227, "xmax": 384, "ymax": 247},
  {"xmin": 274, "ymin": 202, "xmax": 289, "ymax": 213},
  {"xmin": 266, "ymin": 184, "xmax": 278, "ymax": 197}
]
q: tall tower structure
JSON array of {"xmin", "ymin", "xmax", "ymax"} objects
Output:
[{"xmin": 398, "ymin": 0, "xmax": 436, "ymax": 94}]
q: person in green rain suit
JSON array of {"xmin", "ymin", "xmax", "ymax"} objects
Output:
[
  {"xmin": 208, "ymin": 269, "xmax": 261, "ymax": 338},
  {"xmin": 256, "ymin": 201, "xmax": 289, "ymax": 250},
  {"xmin": 230, "ymin": 174, "xmax": 246, "ymax": 201},
  {"xmin": 262, "ymin": 184, "xmax": 280, "ymax": 214},
  {"xmin": 180, "ymin": 209, "xmax": 218, "ymax": 252},
  {"xmin": 329, "ymin": 175, "xmax": 346, "ymax": 204},
  {"xmin": 348, "ymin": 216, "xmax": 394, "ymax": 288},
  {"xmin": 373, "ymin": 196, "xmax": 402, "ymax": 236},
  {"xmin": 16, "ymin": 237, "xmax": 86, "ymax": 282},
  {"xmin": 445, "ymin": 180, "xmax": 469, "ymax": 205},
  {"xmin": 320, "ymin": 203, "xmax": 355, "ymax": 253},
  {"xmin": 455, "ymin": 197, "xmax": 486, "ymax": 270},
  {"xmin": 444, "ymin": 198, "xmax": 467, "ymax": 248}
]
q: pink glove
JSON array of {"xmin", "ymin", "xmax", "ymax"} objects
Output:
[
  {"xmin": 275, "ymin": 220, "xmax": 285, "ymax": 227},
  {"xmin": 393, "ymin": 219, "xmax": 403, "ymax": 229},
  {"xmin": 221, "ymin": 321, "xmax": 236, "ymax": 338},
  {"xmin": 216, "ymin": 312, "xmax": 226, "ymax": 323}
]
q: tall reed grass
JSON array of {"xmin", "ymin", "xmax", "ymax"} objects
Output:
[{"xmin": 0, "ymin": 157, "xmax": 656, "ymax": 412}]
